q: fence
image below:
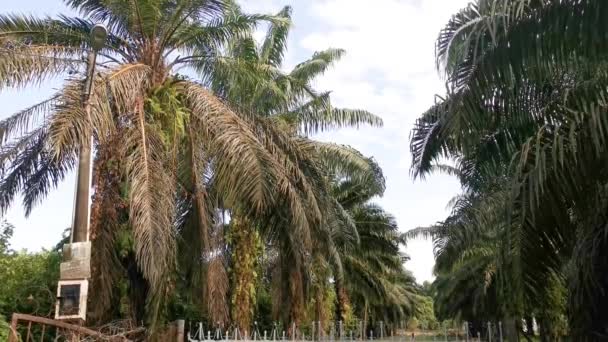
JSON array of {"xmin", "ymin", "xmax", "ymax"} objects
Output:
[
  {"xmin": 6, "ymin": 314, "xmax": 506, "ymax": 341},
  {"xmin": 183, "ymin": 321, "xmax": 505, "ymax": 342},
  {"xmin": 7, "ymin": 313, "xmax": 148, "ymax": 341}
]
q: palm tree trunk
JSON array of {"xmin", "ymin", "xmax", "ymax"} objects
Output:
[
  {"xmin": 125, "ymin": 252, "xmax": 148, "ymax": 325},
  {"xmin": 88, "ymin": 141, "xmax": 124, "ymax": 325},
  {"xmin": 523, "ymin": 316, "xmax": 534, "ymax": 337},
  {"xmin": 362, "ymin": 300, "xmax": 369, "ymax": 340},
  {"xmin": 315, "ymin": 286, "xmax": 326, "ymax": 339},
  {"xmin": 288, "ymin": 266, "xmax": 305, "ymax": 337},
  {"xmin": 502, "ymin": 318, "xmax": 520, "ymax": 342},
  {"xmin": 334, "ymin": 277, "xmax": 349, "ymax": 324},
  {"xmin": 230, "ymin": 216, "xmax": 260, "ymax": 332},
  {"xmin": 538, "ymin": 316, "xmax": 560, "ymax": 342}
]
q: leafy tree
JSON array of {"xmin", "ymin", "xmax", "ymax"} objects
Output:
[
  {"xmin": 0, "ymin": 221, "xmax": 61, "ymax": 324},
  {"xmin": 418, "ymin": 281, "xmax": 434, "ymax": 298},
  {"xmin": 332, "ymin": 171, "xmax": 418, "ymax": 334},
  {"xmin": 0, "ymin": 317, "xmax": 8, "ymax": 341},
  {"xmin": 413, "ymin": 296, "xmax": 438, "ymax": 331},
  {"xmin": 0, "ymin": 220, "xmax": 12, "ymax": 253}
]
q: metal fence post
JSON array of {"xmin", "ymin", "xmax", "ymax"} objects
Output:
[
  {"xmin": 498, "ymin": 322, "xmax": 503, "ymax": 342},
  {"xmin": 487, "ymin": 322, "xmax": 492, "ymax": 342}
]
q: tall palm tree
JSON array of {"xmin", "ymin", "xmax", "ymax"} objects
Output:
[
  {"xmin": 342, "ymin": 204, "xmax": 418, "ymax": 335},
  {"xmin": 0, "ymin": 0, "xmax": 340, "ymax": 328},
  {"xmin": 410, "ymin": 0, "xmax": 608, "ymax": 339},
  {"xmin": 332, "ymin": 169, "xmax": 418, "ymax": 335},
  {"xmin": 205, "ymin": 5, "xmax": 383, "ymax": 332}
]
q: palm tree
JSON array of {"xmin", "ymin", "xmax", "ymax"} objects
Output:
[
  {"xmin": 205, "ymin": 5, "xmax": 383, "ymax": 332},
  {"xmin": 410, "ymin": 0, "xmax": 608, "ymax": 339},
  {"xmin": 0, "ymin": 0, "xmax": 342, "ymax": 328},
  {"xmin": 331, "ymin": 170, "xmax": 417, "ymax": 336},
  {"xmin": 342, "ymin": 204, "xmax": 418, "ymax": 336}
]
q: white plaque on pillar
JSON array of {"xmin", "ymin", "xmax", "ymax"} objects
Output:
[{"xmin": 60, "ymin": 241, "xmax": 91, "ymax": 280}]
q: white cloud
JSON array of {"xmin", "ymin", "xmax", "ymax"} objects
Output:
[{"xmin": 293, "ymin": 0, "xmax": 468, "ymax": 282}]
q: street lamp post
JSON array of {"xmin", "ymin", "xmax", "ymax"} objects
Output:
[
  {"xmin": 55, "ymin": 25, "xmax": 107, "ymax": 323},
  {"xmin": 72, "ymin": 24, "xmax": 107, "ymax": 243}
]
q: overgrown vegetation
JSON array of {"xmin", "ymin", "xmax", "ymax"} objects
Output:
[{"xmin": 0, "ymin": 220, "xmax": 61, "ymax": 335}]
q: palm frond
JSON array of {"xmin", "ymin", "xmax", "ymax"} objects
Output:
[
  {"xmin": 259, "ymin": 6, "xmax": 292, "ymax": 67},
  {"xmin": 48, "ymin": 63, "xmax": 151, "ymax": 157},
  {"xmin": 409, "ymin": 98, "xmax": 456, "ymax": 179},
  {"xmin": 88, "ymin": 138, "xmax": 124, "ymax": 324},
  {"xmin": 0, "ymin": 124, "xmax": 76, "ymax": 215},
  {"xmin": 122, "ymin": 99, "xmax": 176, "ymax": 328},
  {"xmin": 289, "ymin": 48, "xmax": 345, "ymax": 83},
  {"xmin": 172, "ymin": 13, "xmax": 282, "ymax": 53},
  {"xmin": 0, "ymin": 95, "xmax": 57, "ymax": 145},
  {"xmin": 0, "ymin": 44, "xmax": 84, "ymax": 90},
  {"xmin": 315, "ymin": 142, "xmax": 385, "ymax": 194},
  {"xmin": 281, "ymin": 91, "xmax": 383, "ymax": 135},
  {"xmin": 180, "ymin": 81, "xmax": 274, "ymax": 211}
]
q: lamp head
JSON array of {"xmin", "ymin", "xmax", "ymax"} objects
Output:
[{"xmin": 90, "ymin": 24, "xmax": 107, "ymax": 51}]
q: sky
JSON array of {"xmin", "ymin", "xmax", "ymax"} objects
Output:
[{"xmin": 0, "ymin": 0, "xmax": 468, "ymax": 283}]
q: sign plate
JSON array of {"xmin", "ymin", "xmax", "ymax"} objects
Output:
[{"xmin": 59, "ymin": 242, "xmax": 91, "ymax": 280}]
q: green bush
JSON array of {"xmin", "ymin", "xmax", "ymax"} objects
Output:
[
  {"xmin": 0, "ymin": 221, "xmax": 61, "ymax": 321},
  {"xmin": 0, "ymin": 317, "xmax": 10, "ymax": 341}
]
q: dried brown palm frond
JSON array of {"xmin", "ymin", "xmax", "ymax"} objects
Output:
[
  {"xmin": 48, "ymin": 63, "xmax": 152, "ymax": 156},
  {"xmin": 183, "ymin": 82, "xmax": 325, "ymax": 251},
  {"xmin": 122, "ymin": 98, "xmax": 176, "ymax": 328},
  {"xmin": 187, "ymin": 122, "xmax": 212, "ymax": 253},
  {"xmin": 0, "ymin": 44, "xmax": 85, "ymax": 90},
  {"xmin": 0, "ymin": 65, "xmax": 154, "ymax": 215},
  {"xmin": 180, "ymin": 81, "xmax": 274, "ymax": 211},
  {"xmin": 184, "ymin": 122, "xmax": 230, "ymax": 324}
]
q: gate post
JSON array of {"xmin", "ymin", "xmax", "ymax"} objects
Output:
[
  {"xmin": 8, "ymin": 313, "xmax": 18, "ymax": 342},
  {"xmin": 176, "ymin": 320, "xmax": 185, "ymax": 342}
]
